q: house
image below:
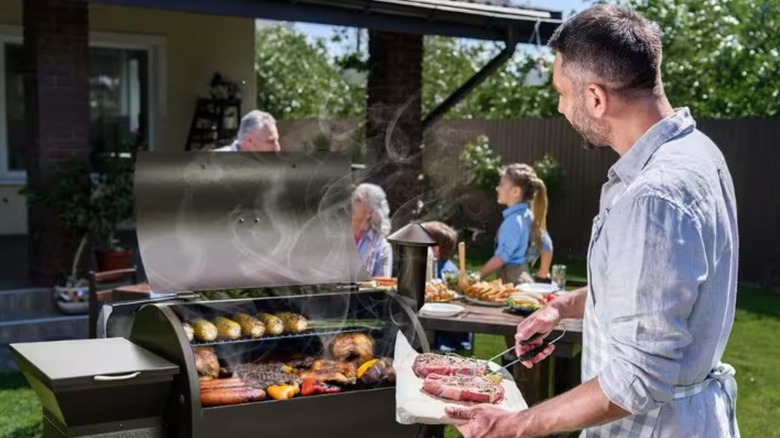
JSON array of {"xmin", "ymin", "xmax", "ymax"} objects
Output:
[{"xmin": 0, "ymin": 0, "xmax": 561, "ymax": 287}]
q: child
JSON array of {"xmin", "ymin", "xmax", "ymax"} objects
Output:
[
  {"xmin": 479, "ymin": 163, "xmax": 553, "ymax": 283},
  {"xmin": 421, "ymin": 221, "xmax": 472, "ymax": 353}
]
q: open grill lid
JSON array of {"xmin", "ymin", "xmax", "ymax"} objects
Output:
[{"xmin": 134, "ymin": 151, "xmax": 370, "ymax": 293}]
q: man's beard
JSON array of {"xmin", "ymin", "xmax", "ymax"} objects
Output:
[{"xmin": 570, "ymin": 99, "xmax": 611, "ymax": 150}]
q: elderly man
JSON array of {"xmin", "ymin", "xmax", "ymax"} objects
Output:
[
  {"xmin": 214, "ymin": 110, "xmax": 280, "ymax": 152},
  {"xmin": 448, "ymin": 5, "xmax": 739, "ymax": 438}
]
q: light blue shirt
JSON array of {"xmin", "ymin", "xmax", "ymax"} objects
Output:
[
  {"xmin": 213, "ymin": 141, "xmax": 239, "ymax": 152},
  {"xmin": 356, "ymin": 230, "xmax": 393, "ymax": 277},
  {"xmin": 583, "ymin": 108, "xmax": 739, "ymax": 436},
  {"xmin": 495, "ymin": 202, "xmax": 552, "ymax": 266}
]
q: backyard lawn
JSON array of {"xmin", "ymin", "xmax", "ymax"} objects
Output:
[{"xmin": 1, "ymin": 265, "xmax": 778, "ymax": 437}]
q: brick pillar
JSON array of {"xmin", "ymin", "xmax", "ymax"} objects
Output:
[
  {"xmin": 23, "ymin": 0, "xmax": 90, "ymax": 285},
  {"xmin": 366, "ymin": 31, "xmax": 423, "ymax": 228}
]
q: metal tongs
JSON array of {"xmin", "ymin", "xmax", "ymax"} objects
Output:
[{"xmin": 484, "ymin": 324, "xmax": 567, "ymax": 374}]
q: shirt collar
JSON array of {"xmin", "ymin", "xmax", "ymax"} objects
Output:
[
  {"xmin": 609, "ymin": 107, "xmax": 696, "ymax": 185},
  {"xmin": 502, "ymin": 202, "xmax": 528, "ymax": 218}
]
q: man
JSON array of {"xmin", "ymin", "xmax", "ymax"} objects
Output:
[
  {"xmin": 447, "ymin": 5, "xmax": 739, "ymax": 437},
  {"xmin": 214, "ymin": 110, "xmax": 280, "ymax": 152}
]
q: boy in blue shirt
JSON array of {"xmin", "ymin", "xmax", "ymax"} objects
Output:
[{"xmin": 479, "ymin": 163, "xmax": 553, "ymax": 283}]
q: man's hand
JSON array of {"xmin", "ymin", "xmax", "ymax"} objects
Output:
[
  {"xmin": 446, "ymin": 405, "xmax": 531, "ymax": 438},
  {"xmin": 514, "ymin": 303, "xmax": 561, "ymax": 368}
]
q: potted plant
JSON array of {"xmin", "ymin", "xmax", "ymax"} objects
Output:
[{"xmin": 20, "ymin": 136, "xmax": 139, "ymax": 312}]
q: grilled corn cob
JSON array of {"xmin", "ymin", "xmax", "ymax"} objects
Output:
[
  {"xmin": 276, "ymin": 312, "xmax": 308, "ymax": 333},
  {"xmin": 214, "ymin": 316, "xmax": 241, "ymax": 340},
  {"xmin": 256, "ymin": 312, "xmax": 284, "ymax": 336},
  {"xmin": 191, "ymin": 319, "xmax": 218, "ymax": 342},
  {"xmin": 182, "ymin": 322, "xmax": 195, "ymax": 342},
  {"xmin": 233, "ymin": 313, "xmax": 265, "ymax": 338}
]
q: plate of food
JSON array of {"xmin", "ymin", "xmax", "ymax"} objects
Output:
[
  {"xmin": 462, "ymin": 279, "xmax": 519, "ymax": 307},
  {"xmin": 425, "ymin": 280, "xmax": 460, "ymax": 303},
  {"xmin": 394, "ymin": 333, "xmax": 527, "ymax": 425},
  {"xmin": 505, "ymin": 292, "xmax": 548, "ymax": 316}
]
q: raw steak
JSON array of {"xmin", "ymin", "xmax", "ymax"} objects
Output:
[
  {"xmin": 412, "ymin": 353, "xmax": 487, "ymax": 378},
  {"xmin": 422, "ymin": 374, "xmax": 505, "ymax": 404}
]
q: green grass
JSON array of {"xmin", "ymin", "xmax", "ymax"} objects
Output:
[{"xmin": 2, "ymin": 280, "xmax": 778, "ymax": 437}]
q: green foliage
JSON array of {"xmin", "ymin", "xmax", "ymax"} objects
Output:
[
  {"xmin": 623, "ymin": 0, "xmax": 780, "ymax": 118},
  {"xmin": 459, "ymin": 135, "xmax": 503, "ymax": 192},
  {"xmin": 423, "ymin": 36, "xmax": 559, "ymax": 119},
  {"xmin": 256, "ymin": 25, "xmax": 365, "ymax": 119},
  {"xmin": 533, "ymin": 153, "xmax": 565, "ymax": 203}
]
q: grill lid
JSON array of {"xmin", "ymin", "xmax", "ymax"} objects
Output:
[{"xmin": 134, "ymin": 151, "xmax": 370, "ymax": 293}]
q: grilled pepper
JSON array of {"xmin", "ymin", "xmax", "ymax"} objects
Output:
[
  {"xmin": 213, "ymin": 316, "xmax": 241, "ymax": 340},
  {"xmin": 276, "ymin": 312, "xmax": 309, "ymax": 333},
  {"xmin": 233, "ymin": 313, "xmax": 265, "ymax": 338},
  {"xmin": 257, "ymin": 312, "xmax": 284, "ymax": 336},
  {"xmin": 266, "ymin": 382, "xmax": 300, "ymax": 400},
  {"xmin": 191, "ymin": 319, "xmax": 218, "ymax": 342},
  {"xmin": 300, "ymin": 378, "xmax": 341, "ymax": 396}
]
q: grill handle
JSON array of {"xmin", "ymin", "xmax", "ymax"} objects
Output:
[{"xmin": 93, "ymin": 371, "xmax": 141, "ymax": 381}]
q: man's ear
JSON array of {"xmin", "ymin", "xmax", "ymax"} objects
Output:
[{"xmin": 585, "ymin": 83, "xmax": 609, "ymax": 118}]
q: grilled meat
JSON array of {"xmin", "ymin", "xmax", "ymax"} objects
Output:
[
  {"xmin": 182, "ymin": 322, "xmax": 195, "ymax": 342},
  {"xmin": 329, "ymin": 332, "xmax": 374, "ymax": 363},
  {"xmin": 295, "ymin": 359, "xmax": 357, "ymax": 385},
  {"xmin": 200, "ymin": 386, "xmax": 266, "ymax": 406},
  {"xmin": 357, "ymin": 357, "xmax": 395, "ymax": 384},
  {"xmin": 193, "ymin": 347, "xmax": 220, "ymax": 378},
  {"xmin": 234, "ymin": 362, "xmax": 301, "ymax": 389}
]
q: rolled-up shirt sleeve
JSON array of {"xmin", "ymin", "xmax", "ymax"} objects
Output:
[{"xmin": 597, "ymin": 195, "xmax": 708, "ymax": 415}]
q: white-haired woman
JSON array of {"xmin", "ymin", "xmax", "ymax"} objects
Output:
[{"xmin": 351, "ymin": 183, "xmax": 393, "ymax": 277}]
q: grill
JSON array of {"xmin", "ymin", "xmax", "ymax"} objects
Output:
[{"xmin": 14, "ymin": 151, "xmax": 431, "ymax": 438}]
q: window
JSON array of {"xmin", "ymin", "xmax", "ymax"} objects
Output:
[{"xmin": 0, "ymin": 27, "xmax": 164, "ymax": 181}]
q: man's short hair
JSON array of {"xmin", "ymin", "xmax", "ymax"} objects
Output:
[
  {"xmin": 548, "ymin": 4, "xmax": 663, "ymax": 98},
  {"xmin": 238, "ymin": 110, "xmax": 276, "ymax": 140},
  {"xmin": 421, "ymin": 221, "xmax": 458, "ymax": 261}
]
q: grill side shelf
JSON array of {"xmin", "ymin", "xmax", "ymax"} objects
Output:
[{"xmin": 189, "ymin": 326, "xmax": 382, "ymax": 347}]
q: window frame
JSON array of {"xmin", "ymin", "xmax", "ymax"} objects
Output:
[{"xmin": 0, "ymin": 25, "xmax": 166, "ymax": 184}]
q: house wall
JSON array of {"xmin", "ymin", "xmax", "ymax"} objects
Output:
[{"xmin": 0, "ymin": 2, "xmax": 256, "ymax": 234}]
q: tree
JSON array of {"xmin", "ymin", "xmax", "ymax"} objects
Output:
[
  {"xmin": 422, "ymin": 36, "xmax": 558, "ymax": 119},
  {"xmin": 623, "ymin": 0, "xmax": 780, "ymax": 118},
  {"xmin": 256, "ymin": 25, "xmax": 365, "ymax": 119}
]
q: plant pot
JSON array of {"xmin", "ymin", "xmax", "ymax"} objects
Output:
[
  {"xmin": 54, "ymin": 285, "xmax": 90, "ymax": 315},
  {"xmin": 95, "ymin": 249, "xmax": 132, "ymax": 280}
]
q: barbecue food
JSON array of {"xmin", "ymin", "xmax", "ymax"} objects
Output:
[
  {"xmin": 301, "ymin": 378, "xmax": 341, "ymax": 396},
  {"xmin": 357, "ymin": 357, "xmax": 395, "ymax": 384},
  {"xmin": 234, "ymin": 362, "xmax": 301, "ymax": 389},
  {"xmin": 412, "ymin": 353, "xmax": 487, "ymax": 378},
  {"xmin": 214, "ymin": 316, "xmax": 242, "ymax": 340},
  {"xmin": 426, "ymin": 281, "xmax": 458, "ymax": 302},
  {"xmin": 267, "ymin": 382, "xmax": 300, "ymax": 400},
  {"xmin": 330, "ymin": 332, "xmax": 374, "ymax": 363},
  {"xmin": 464, "ymin": 279, "xmax": 518, "ymax": 303},
  {"xmin": 191, "ymin": 319, "xmax": 218, "ymax": 342},
  {"xmin": 199, "ymin": 377, "xmax": 245, "ymax": 390},
  {"xmin": 422, "ymin": 374, "xmax": 504, "ymax": 404},
  {"xmin": 296, "ymin": 359, "xmax": 357, "ymax": 385},
  {"xmin": 182, "ymin": 322, "xmax": 195, "ymax": 342},
  {"xmin": 193, "ymin": 347, "xmax": 220, "ymax": 378},
  {"xmin": 233, "ymin": 313, "xmax": 265, "ymax": 338},
  {"xmin": 276, "ymin": 312, "xmax": 308, "ymax": 333},
  {"xmin": 200, "ymin": 386, "xmax": 267, "ymax": 406},
  {"xmin": 257, "ymin": 312, "xmax": 284, "ymax": 336}
]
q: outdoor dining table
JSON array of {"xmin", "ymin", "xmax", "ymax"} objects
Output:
[{"xmin": 417, "ymin": 303, "xmax": 584, "ymax": 406}]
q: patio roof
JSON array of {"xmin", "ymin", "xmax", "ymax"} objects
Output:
[{"xmin": 90, "ymin": 0, "xmax": 563, "ymax": 42}]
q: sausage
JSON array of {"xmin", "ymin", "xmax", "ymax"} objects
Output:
[
  {"xmin": 200, "ymin": 386, "xmax": 266, "ymax": 407},
  {"xmin": 199, "ymin": 377, "xmax": 245, "ymax": 390}
]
